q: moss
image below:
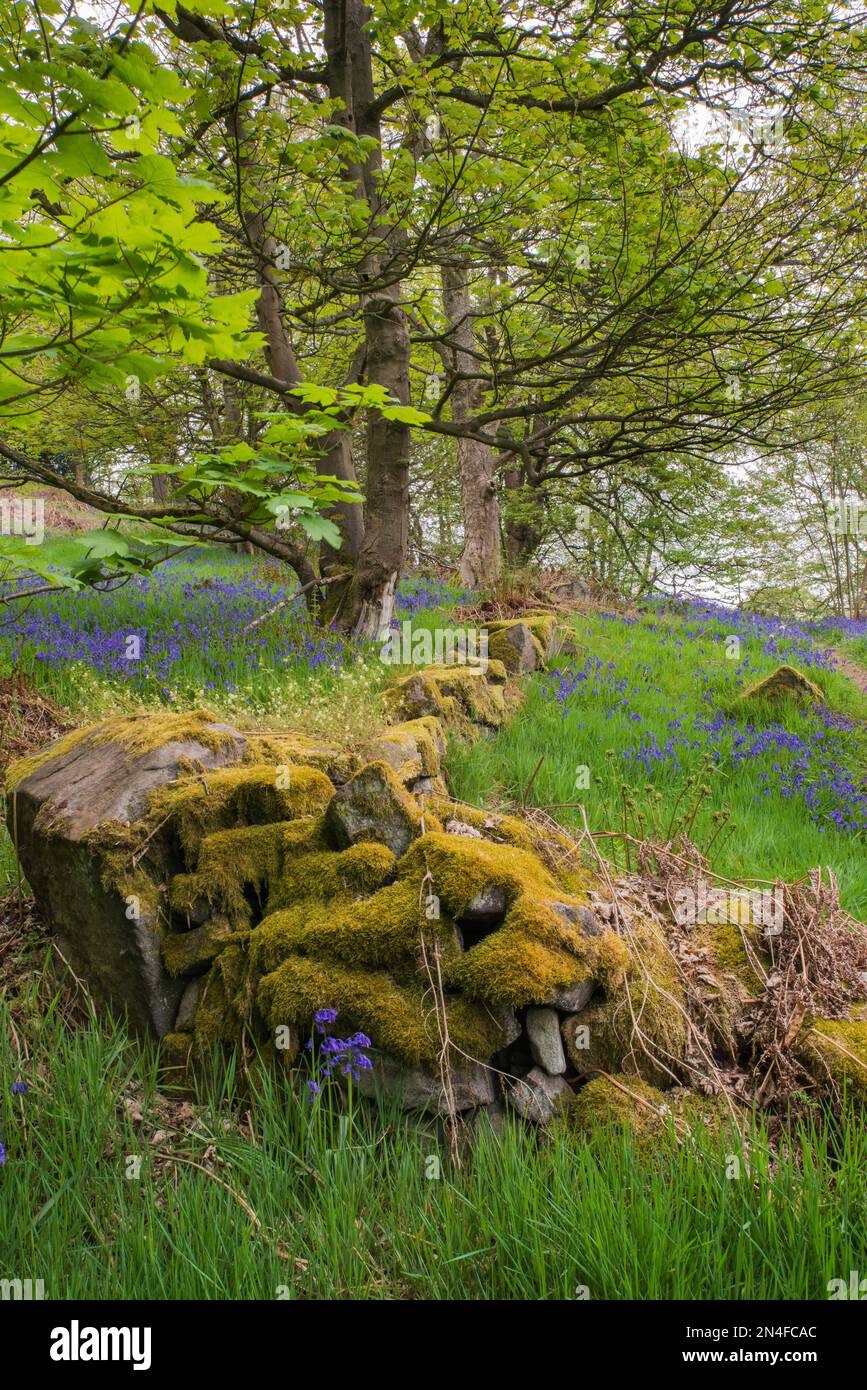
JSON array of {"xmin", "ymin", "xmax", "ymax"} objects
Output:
[
  {"xmin": 384, "ymin": 663, "xmax": 506, "ymax": 731},
  {"xmin": 161, "ymin": 916, "xmax": 238, "ymax": 976},
  {"xmin": 6, "ymin": 709, "xmax": 241, "ymax": 792},
  {"xmin": 193, "ymin": 966, "xmax": 231, "ymax": 1049},
  {"xmin": 563, "ymin": 1074, "xmax": 735, "ymax": 1144},
  {"xmin": 282, "ymin": 814, "xmax": 332, "ymax": 856},
  {"xmin": 159, "ymin": 1031, "xmax": 194, "ymax": 1087},
  {"xmin": 454, "ymin": 928, "xmax": 594, "ymax": 1008},
  {"xmin": 251, "ymin": 877, "xmax": 461, "ymax": 979},
  {"xmin": 368, "ymin": 717, "xmax": 445, "ymax": 784},
  {"xmin": 739, "ymin": 664, "xmax": 824, "ymax": 705},
  {"xmin": 425, "ymin": 795, "xmax": 596, "ymax": 891},
  {"xmin": 245, "ymin": 732, "xmax": 357, "ymax": 783},
  {"xmin": 270, "ymin": 841, "xmax": 396, "ymax": 911},
  {"xmin": 398, "ymin": 830, "xmax": 559, "ymax": 915},
  {"xmin": 563, "ymin": 916, "xmax": 688, "ymax": 1089},
  {"xmin": 148, "ymin": 762, "xmax": 334, "ymax": 863},
  {"xmin": 256, "ymin": 953, "xmax": 509, "ymax": 1069},
  {"xmin": 564, "ymin": 1074, "xmax": 669, "ymax": 1141},
  {"xmin": 425, "ymin": 664, "xmax": 506, "ymax": 727},
  {"xmin": 169, "ymin": 821, "xmax": 287, "ymax": 926},
  {"xmin": 797, "ymin": 1016, "xmax": 867, "ymax": 1102}
]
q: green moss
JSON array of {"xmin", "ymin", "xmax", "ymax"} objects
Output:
[
  {"xmin": 256, "ymin": 953, "xmax": 508, "ymax": 1068},
  {"xmin": 564, "ymin": 1074, "xmax": 668, "ymax": 1140},
  {"xmin": 563, "ymin": 916, "xmax": 688, "ymax": 1089},
  {"xmin": 245, "ymin": 732, "xmax": 357, "ymax": 783},
  {"xmin": 161, "ymin": 916, "xmax": 237, "ymax": 976},
  {"xmin": 169, "ymin": 821, "xmax": 287, "ymax": 926},
  {"xmin": 564, "ymin": 1074, "xmax": 735, "ymax": 1144},
  {"xmin": 159, "ymin": 1031, "xmax": 194, "ymax": 1086},
  {"xmin": 425, "ymin": 796, "xmax": 596, "ymax": 890},
  {"xmin": 739, "ymin": 664, "xmax": 824, "ymax": 705},
  {"xmin": 384, "ymin": 663, "xmax": 507, "ymax": 731},
  {"xmin": 251, "ymin": 876, "xmax": 457, "ymax": 977},
  {"xmin": 454, "ymin": 928, "xmax": 594, "ymax": 1008},
  {"xmin": 270, "ymin": 841, "xmax": 396, "ymax": 911},
  {"xmin": 148, "ymin": 762, "xmax": 334, "ymax": 863},
  {"xmin": 399, "ymin": 830, "xmax": 558, "ymax": 915},
  {"xmin": 797, "ymin": 1016, "xmax": 867, "ymax": 1101}
]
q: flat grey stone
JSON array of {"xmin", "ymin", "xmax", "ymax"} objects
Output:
[
  {"xmin": 356, "ymin": 1052, "xmax": 496, "ymax": 1113},
  {"xmin": 526, "ymin": 1007, "xmax": 567, "ymax": 1074},
  {"xmin": 506, "ymin": 1067, "xmax": 571, "ymax": 1125}
]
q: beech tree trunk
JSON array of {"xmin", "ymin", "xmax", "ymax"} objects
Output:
[
  {"xmin": 323, "ymin": 0, "xmax": 413, "ymax": 638},
  {"xmin": 441, "ymin": 264, "xmax": 500, "ymax": 588},
  {"xmin": 503, "ymin": 464, "xmax": 545, "ymax": 567}
]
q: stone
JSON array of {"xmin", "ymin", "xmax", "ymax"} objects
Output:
[
  {"xmin": 161, "ymin": 918, "xmax": 236, "ymax": 977},
  {"xmin": 324, "ymin": 760, "xmax": 428, "ymax": 859},
  {"xmin": 6, "ymin": 715, "xmax": 248, "ymax": 1036},
  {"xmin": 460, "ymin": 882, "xmax": 508, "ymax": 920},
  {"xmin": 526, "ymin": 1007, "xmax": 567, "ymax": 1074},
  {"xmin": 549, "ymin": 901, "xmax": 601, "ymax": 936},
  {"xmin": 739, "ymin": 664, "xmax": 824, "ymax": 705},
  {"xmin": 506, "ymin": 1067, "xmax": 571, "ymax": 1124},
  {"xmin": 174, "ymin": 977, "xmax": 202, "ymax": 1032},
  {"xmin": 367, "ymin": 716, "xmax": 445, "ymax": 788},
  {"xmin": 356, "ymin": 1052, "xmax": 497, "ymax": 1113},
  {"xmin": 487, "ymin": 622, "xmax": 546, "ymax": 674},
  {"xmin": 546, "ymin": 978, "xmax": 597, "ymax": 1012}
]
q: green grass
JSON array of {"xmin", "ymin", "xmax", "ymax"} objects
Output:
[
  {"xmin": 449, "ymin": 607, "xmax": 867, "ymax": 919},
  {"xmin": 2, "ymin": 987, "xmax": 865, "ymax": 1300}
]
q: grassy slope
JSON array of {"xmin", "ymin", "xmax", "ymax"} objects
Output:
[{"xmin": 450, "ymin": 606, "xmax": 867, "ymax": 919}]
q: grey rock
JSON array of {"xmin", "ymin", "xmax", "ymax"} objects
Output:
[
  {"xmin": 175, "ymin": 977, "xmax": 202, "ymax": 1032},
  {"xmin": 7, "ymin": 718, "xmax": 248, "ymax": 1037},
  {"xmin": 549, "ymin": 901, "xmax": 601, "ymax": 937},
  {"xmin": 324, "ymin": 760, "xmax": 422, "ymax": 859},
  {"xmin": 461, "ymin": 883, "xmax": 508, "ymax": 921},
  {"xmin": 546, "ymin": 978, "xmax": 597, "ymax": 1012},
  {"xmin": 506, "ymin": 1067, "xmax": 571, "ymax": 1125},
  {"xmin": 526, "ymin": 1007, "xmax": 567, "ymax": 1074},
  {"xmin": 356, "ymin": 1052, "xmax": 496, "ymax": 1113}
]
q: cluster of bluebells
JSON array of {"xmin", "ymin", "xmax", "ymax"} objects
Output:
[
  {"xmin": 1, "ymin": 1079, "xmax": 30, "ymax": 1165},
  {"xmin": 394, "ymin": 575, "xmax": 473, "ymax": 618},
  {"xmin": 305, "ymin": 1008, "xmax": 373, "ymax": 1098},
  {"xmin": 542, "ymin": 607, "xmax": 867, "ymax": 836},
  {"xmin": 0, "ymin": 553, "xmax": 351, "ymax": 691},
  {"xmin": 653, "ymin": 595, "xmax": 867, "ymax": 672}
]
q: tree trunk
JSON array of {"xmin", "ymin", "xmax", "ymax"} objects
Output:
[
  {"xmin": 322, "ymin": 0, "xmax": 413, "ymax": 638},
  {"xmin": 441, "ymin": 264, "xmax": 500, "ymax": 588},
  {"xmin": 352, "ymin": 289, "xmax": 411, "ymax": 638},
  {"xmin": 503, "ymin": 465, "xmax": 544, "ymax": 566}
]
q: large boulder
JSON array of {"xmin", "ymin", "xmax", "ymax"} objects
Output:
[
  {"xmin": 6, "ymin": 713, "xmax": 249, "ymax": 1035},
  {"xmin": 739, "ymin": 664, "xmax": 824, "ymax": 705}
]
